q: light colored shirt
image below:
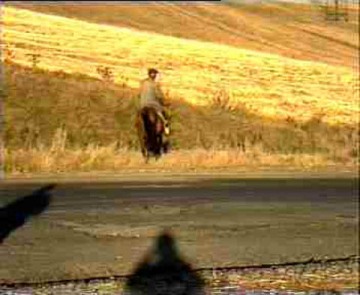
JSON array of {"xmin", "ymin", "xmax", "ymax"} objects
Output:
[{"xmin": 139, "ymin": 78, "xmax": 165, "ymax": 111}]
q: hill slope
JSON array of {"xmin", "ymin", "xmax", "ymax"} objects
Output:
[
  {"xmin": 4, "ymin": 62, "xmax": 358, "ymax": 173},
  {"xmin": 8, "ymin": 1, "xmax": 359, "ymax": 68},
  {"xmin": 2, "ymin": 7, "xmax": 358, "ymax": 126}
]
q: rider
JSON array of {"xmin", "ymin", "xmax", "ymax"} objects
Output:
[{"xmin": 139, "ymin": 68, "xmax": 169, "ymax": 134}]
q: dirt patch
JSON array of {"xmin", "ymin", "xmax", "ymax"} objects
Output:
[{"xmin": 56, "ymin": 221, "xmax": 160, "ymax": 239}]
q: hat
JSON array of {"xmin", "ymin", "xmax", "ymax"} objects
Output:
[{"xmin": 148, "ymin": 68, "xmax": 159, "ymax": 75}]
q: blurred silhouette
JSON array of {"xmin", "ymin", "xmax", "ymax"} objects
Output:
[
  {"xmin": 125, "ymin": 229, "xmax": 205, "ymax": 295},
  {"xmin": 0, "ymin": 184, "xmax": 55, "ymax": 243}
]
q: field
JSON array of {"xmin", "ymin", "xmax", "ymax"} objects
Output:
[
  {"xmin": 2, "ymin": 5, "xmax": 359, "ymax": 124},
  {"xmin": 1, "ymin": 3, "xmax": 359, "ymax": 174},
  {"xmin": 9, "ymin": 2, "xmax": 360, "ymax": 68}
]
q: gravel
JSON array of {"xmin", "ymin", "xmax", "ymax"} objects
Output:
[{"xmin": 0, "ymin": 257, "xmax": 358, "ymax": 295}]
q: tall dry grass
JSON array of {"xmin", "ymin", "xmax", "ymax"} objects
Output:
[
  {"xmin": 3, "ymin": 62, "xmax": 359, "ymax": 174},
  {"xmin": 5, "ymin": 136, "xmax": 356, "ymax": 174}
]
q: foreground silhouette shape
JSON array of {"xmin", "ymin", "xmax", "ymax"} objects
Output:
[
  {"xmin": 0, "ymin": 184, "xmax": 55, "ymax": 243},
  {"xmin": 125, "ymin": 230, "xmax": 205, "ymax": 295}
]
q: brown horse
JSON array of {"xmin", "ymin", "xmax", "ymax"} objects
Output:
[{"xmin": 135, "ymin": 106, "xmax": 170, "ymax": 161}]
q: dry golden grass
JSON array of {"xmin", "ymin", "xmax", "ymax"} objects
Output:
[
  {"xmin": 5, "ymin": 142, "xmax": 357, "ymax": 175},
  {"xmin": 2, "ymin": 6, "xmax": 359, "ymax": 126},
  {"xmin": 3, "ymin": 62, "xmax": 358, "ymax": 174},
  {"xmin": 9, "ymin": 2, "xmax": 360, "ymax": 68}
]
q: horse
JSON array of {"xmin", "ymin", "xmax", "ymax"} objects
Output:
[{"xmin": 135, "ymin": 106, "xmax": 170, "ymax": 162}]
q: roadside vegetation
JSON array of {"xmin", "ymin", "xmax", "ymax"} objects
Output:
[{"xmin": 3, "ymin": 62, "xmax": 358, "ymax": 174}]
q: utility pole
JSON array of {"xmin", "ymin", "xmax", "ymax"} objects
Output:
[{"xmin": 325, "ymin": 0, "xmax": 349, "ymax": 21}]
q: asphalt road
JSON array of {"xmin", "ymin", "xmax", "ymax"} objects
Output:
[{"xmin": 0, "ymin": 177, "xmax": 358, "ymax": 283}]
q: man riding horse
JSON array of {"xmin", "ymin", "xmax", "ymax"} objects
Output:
[{"xmin": 137, "ymin": 68, "xmax": 170, "ymax": 159}]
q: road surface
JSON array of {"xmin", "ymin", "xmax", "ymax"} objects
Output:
[{"xmin": 0, "ymin": 177, "xmax": 358, "ymax": 283}]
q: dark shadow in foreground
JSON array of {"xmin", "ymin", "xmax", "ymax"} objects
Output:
[
  {"xmin": 0, "ymin": 184, "xmax": 55, "ymax": 243},
  {"xmin": 125, "ymin": 230, "xmax": 205, "ymax": 295}
]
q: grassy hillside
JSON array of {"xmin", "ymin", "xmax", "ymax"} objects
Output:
[
  {"xmin": 2, "ymin": 6, "xmax": 358, "ymax": 126},
  {"xmin": 9, "ymin": 2, "xmax": 359, "ymax": 69},
  {"xmin": 3, "ymin": 62, "xmax": 358, "ymax": 173}
]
